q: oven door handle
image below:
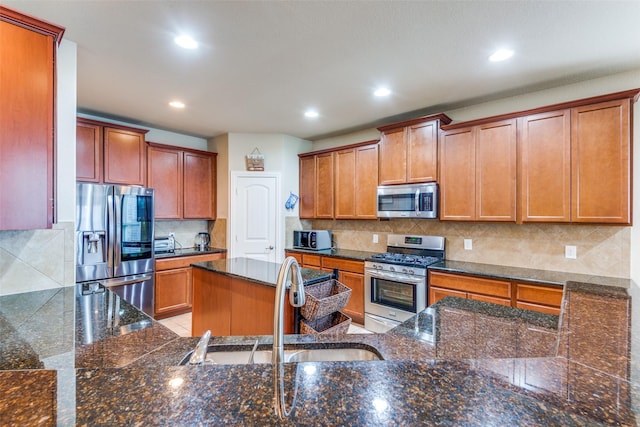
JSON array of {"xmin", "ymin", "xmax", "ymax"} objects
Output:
[{"xmin": 367, "ymin": 270, "xmax": 425, "ymax": 284}]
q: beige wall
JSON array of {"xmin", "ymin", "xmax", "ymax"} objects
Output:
[{"xmin": 311, "ymin": 68, "xmax": 640, "ymax": 279}]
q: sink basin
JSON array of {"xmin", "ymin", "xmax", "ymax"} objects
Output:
[{"xmin": 179, "ymin": 344, "xmax": 382, "ymax": 365}]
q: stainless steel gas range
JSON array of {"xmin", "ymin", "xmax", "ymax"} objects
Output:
[{"xmin": 364, "ymin": 234, "xmax": 445, "ymax": 333}]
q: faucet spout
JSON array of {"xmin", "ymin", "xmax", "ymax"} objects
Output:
[
  {"xmin": 272, "ymin": 256, "xmax": 306, "ymax": 418},
  {"xmin": 272, "ymin": 256, "xmax": 305, "ymax": 365}
]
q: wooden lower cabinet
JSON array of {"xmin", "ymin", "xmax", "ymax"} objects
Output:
[
  {"xmin": 429, "ymin": 271, "xmax": 511, "ymax": 306},
  {"xmin": 429, "ymin": 271, "xmax": 563, "ymax": 315},
  {"xmin": 285, "ymin": 251, "xmax": 365, "ymax": 325},
  {"xmin": 154, "ymin": 252, "xmax": 226, "ymax": 320},
  {"xmin": 191, "ymin": 267, "xmax": 294, "ymax": 337},
  {"xmin": 155, "ymin": 267, "xmax": 192, "ymax": 319}
]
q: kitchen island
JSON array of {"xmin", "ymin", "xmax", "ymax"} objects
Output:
[
  {"xmin": 0, "ymin": 264, "xmax": 638, "ymax": 425},
  {"xmin": 190, "ymin": 257, "xmax": 332, "ymax": 336}
]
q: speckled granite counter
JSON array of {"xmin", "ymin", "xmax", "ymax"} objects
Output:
[
  {"xmin": 285, "ymin": 247, "xmax": 378, "ymax": 261},
  {"xmin": 154, "ymin": 246, "xmax": 227, "ymax": 259},
  {"xmin": 1, "ymin": 271, "xmax": 639, "ymax": 425},
  {"xmin": 191, "ymin": 257, "xmax": 331, "ymax": 287},
  {"xmin": 429, "ymin": 259, "xmax": 631, "ymax": 288}
]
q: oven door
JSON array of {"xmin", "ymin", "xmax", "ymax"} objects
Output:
[{"xmin": 364, "ymin": 269, "xmax": 426, "ymax": 323}]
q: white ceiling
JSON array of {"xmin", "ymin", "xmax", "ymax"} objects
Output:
[{"xmin": 5, "ymin": 1, "xmax": 640, "ymax": 140}]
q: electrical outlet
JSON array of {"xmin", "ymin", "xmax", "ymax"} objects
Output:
[
  {"xmin": 464, "ymin": 239, "xmax": 472, "ymax": 250},
  {"xmin": 373, "ymin": 234, "xmax": 379, "ymax": 244},
  {"xmin": 565, "ymin": 245, "xmax": 577, "ymax": 259}
]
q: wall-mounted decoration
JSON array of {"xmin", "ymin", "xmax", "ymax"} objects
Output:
[{"xmin": 245, "ymin": 147, "xmax": 265, "ymax": 171}]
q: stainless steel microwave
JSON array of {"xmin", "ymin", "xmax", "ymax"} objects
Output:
[{"xmin": 377, "ymin": 183, "xmax": 438, "ymax": 219}]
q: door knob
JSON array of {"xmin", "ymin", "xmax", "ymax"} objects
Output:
[{"xmin": 267, "ymin": 246, "xmax": 274, "ymax": 250}]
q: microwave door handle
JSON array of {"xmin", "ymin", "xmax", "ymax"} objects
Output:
[{"xmin": 415, "ymin": 189, "xmax": 420, "ymax": 215}]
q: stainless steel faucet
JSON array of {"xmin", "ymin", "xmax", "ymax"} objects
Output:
[
  {"xmin": 188, "ymin": 330, "xmax": 211, "ymax": 365},
  {"xmin": 272, "ymin": 256, "xmax": 306, "ymax": 418}
]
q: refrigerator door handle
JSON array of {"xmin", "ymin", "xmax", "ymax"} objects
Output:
[{"xmin": 103, "ymin": 274, "xmax": 153, "ymax": 287}]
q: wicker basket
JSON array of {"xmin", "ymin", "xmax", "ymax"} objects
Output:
[
  {"xmin": 301, "ymin": 279, "xmax": 352, "ymax": 321},
  {"xmin": 300, "ymin": 312, "xmax": 352, "ymax": 335}
]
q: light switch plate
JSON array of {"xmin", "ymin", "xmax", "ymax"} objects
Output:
[
  {"xmin": 464, "ymin": 239, "xmax": 472, "ymax": 250},
  {"xmin": 565, "ymin": 245, "xmax": 577, "ymax": 259},
  {"xmin": 373, "ymin": 234, "xmax": 379, "ymax": 244}
]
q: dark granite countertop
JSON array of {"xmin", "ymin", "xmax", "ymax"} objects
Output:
[
  {"xmin": 191, "ymin": 257, "xmax": 332, "ymax": 287},
  {"xmin": 285, "ymin": 247, "xmax": 378, "ymax": 261},
  {"xmin": 429, "ymin": 259, "xmax": 631, "ymax": 288},
  {"xmin": 1, "ymin": 266, "xmax": 638, "ymax": 425},
  {"xmin": 154, "ymin": 246, "xmax": 227, "ymax": 259}
]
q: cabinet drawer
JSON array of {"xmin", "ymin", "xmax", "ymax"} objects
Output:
[
  {"xmin": 156, "ymin": 252, "xmax": 225, "ymax": 270},
  {"xmin": 284, "ymin": 251, "xmax": 302, "ymax": 264},
  {"xmin": 429, "ymin": 271, "xmax": 511, "ymax": 298},
  {"xmin": 301, "ymin": 254, "xmax": 322, "ymax": 267},
  {"xmin": 516, "ymin": 302, "xmax": 561, "ymax": 316},
  {"xmin": 321, "ymin": 256, "xmax": 364, "ymax": 274},
  {"xmin": 469, "ymin": 293, "xmax": 511, "ymax": 307},
  {"xmin": 516, "ymin": 283, "xmax": 563, "ymax": 307}
]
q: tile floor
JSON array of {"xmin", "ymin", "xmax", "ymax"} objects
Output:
[{"xmin": 158, "ymin": 313, "xmax": 372, "ymax": 337}]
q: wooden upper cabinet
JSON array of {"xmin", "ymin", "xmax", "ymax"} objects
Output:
[
  {"xmin": 0, "ymin": 8, "xmax": 64, "ymax": 230},
  {"xmin": 299, "ymin": 155, "xmax": 316, "ymax": 219},
  {"xmin": 571, "ymin": 99, "xmax": 630, "ymax": 224},
  {"xmin": 334, "ymin": 143, "xmax": 379, "ymax": 219},
  {"xmin": 184, "ymin": 151, "xmax": 216, "ymax": 219},
  {"xmin": 378, "ymin": 127, "xmax": 406, "ymax": 185},
  {"xmin": 103, "ymin": 127, "xmax": 147, "ymax": 185},
  {"xmin": 407, "ymin": 120, "xmax": 439, "ymax": 183},
  {"xmin": 355, "ymin": 144, "xmax": 379, "ymax": 218},
  {"xmin": 475, "ymin": 119, "xmax": 516, "ymax": 221},
  {"xmin": 440, "ymin": 119, "xmax": 517, "ymax": 222},
  {"xmin": 518, "ymin": 110, "xmax": 571, "ymax": 223},
  {"xmin": 315, "ymin": 152, "xmax": 334, "ymax": 218},
  {"xmin": 334, "ymin": 149, "xmax": 356, "ymax": 219},
  {"xmin": 147, "ymin": 142, "xmax": 216, "ymax": 220},
  {"xmin": 439, "ymin": 127, "xmax": 476, "ymax": 221},
  {"xmin": 76, "ymin": 118, "xmax": 149, "ymax": 186},
  {"xmin": 147, "ymin": 145, "xmax": 183, "ymax": 219},
  {"xmin": 76, "ymin": 122, "xmax": 102, "ymax": 183},
  {"xmin": 378, "ymin": 114, "xmax": 451, "ymax": 185}
]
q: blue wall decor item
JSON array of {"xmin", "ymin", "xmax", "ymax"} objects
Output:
[{"xmin": 285, "ymin": 192, "xmax": 299, "ymax": 210}]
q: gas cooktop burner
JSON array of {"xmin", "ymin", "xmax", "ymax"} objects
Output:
[{"xmin": 369, "ymin": 252, "xmax": 442, "ymax": 268}]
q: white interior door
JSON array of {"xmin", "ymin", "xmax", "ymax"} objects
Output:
[{"xmin": 230, "ymin": 172, "xmax": 280, "ymax": 262}]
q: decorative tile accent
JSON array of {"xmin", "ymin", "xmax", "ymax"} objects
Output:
[{"xmin": 0, "ymin": 221, "xmax": 75, "ymax": 296}]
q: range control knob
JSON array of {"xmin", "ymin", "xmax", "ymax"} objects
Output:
[
  {"xmin": 389, "ymin": 266, "xmax": 395, "ymax": 272},
  {"xmin": 407, "ymin": 269, "xmax": 414, "ymax": 275}
]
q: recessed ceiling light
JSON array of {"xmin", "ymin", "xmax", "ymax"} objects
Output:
[
  {"xmin": 489, "ymin": 49, "xmax": 514, "ymax": 62},
  {"xmin": 304, "ymin": 110, "xmax": 319, "ymax": 118},
  {"xmin": 169, "ymin": 100, "xmax": 186, "ymax": 109},
  {"xmin": 374, "ymin": 87, "xmax": 391, "ymax": 97},
  {"xmin": 174, "ymin": 35, "xmax": 198, "ymax": 49}
]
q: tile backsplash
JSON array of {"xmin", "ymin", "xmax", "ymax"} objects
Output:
[
  {"xmin": 307, "ymin": 219, "xmax": 630, "ymax": 278},
  {"xmin": 0, "ymin": 221, "xmax": 75, "ymax": 296}
]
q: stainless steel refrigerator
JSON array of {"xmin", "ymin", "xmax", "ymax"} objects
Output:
[{"xmin": 76, "ymin": 183, "xmax": 155, "ymax": 316}]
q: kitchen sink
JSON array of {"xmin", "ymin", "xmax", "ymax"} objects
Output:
[{"xmin": 179, "ymin": 344, "xmax": 382, "ymax": 365}]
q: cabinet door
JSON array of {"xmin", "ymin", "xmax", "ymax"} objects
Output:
[
  {"xmin": 407, "ymin": 120, "xmax": 438, "ymax": 183},
  {"xmin": 0, "ymin": 19, "xmax": 56, "ymax": 230},
  {"xmin": 378, "ymin": 128, "xmax": 407, "ymax": 185},
  {"xmin": 339, "ymin": 271, "xmax": 364, "ymax": 325},
  {"xmin": 183, "ymin": 151, "xmax": 216, "ymax": 219},
  {"xmin": 468, "ymin": 293, "xmax": 511, "ymax": 307},
  {"xmin": 519, "ymin": 110, "xmax": 571, "ymax": 222},
  {"xmin": 315, "ymin": 152, "xmax": 334, "ymax": 218},
  {"xmin": 355, "ymin": 144, "xmax": 379, "ymax": 218},
  {"xmin": 155, "ymin": 267, "xmax": 192, "ymax": 319},
  {"xmin": 334, "ymin": 148, "xmax": 356, "ymax": 218},
  {"xmin": 103, "ymin": 127, "xmax": 147, "ymax": 185},
  {"xmin": 476, "ymin": 119, "xmax": 516, "ymax": 221},
  {"xmin": 299, "ymin": 155, "xmax": 316, "ymax": 219},
  {"xmin": 429, "ymin": 286, "xmax": 466, "ymax": 306},
  {"xmin": 147, "ymin": 146, "xmax": 183, "ymax": 219},
  {"xmin": 76, "ymin": 121, "xmax": 102, "ymax": 182},
  {"xmin": 571, "ymin": 99, "xmax": 630, "ymax": 223},
  {"xmin": 439, "ymin": 127, "xmax": 476, "ymax": 220}
]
